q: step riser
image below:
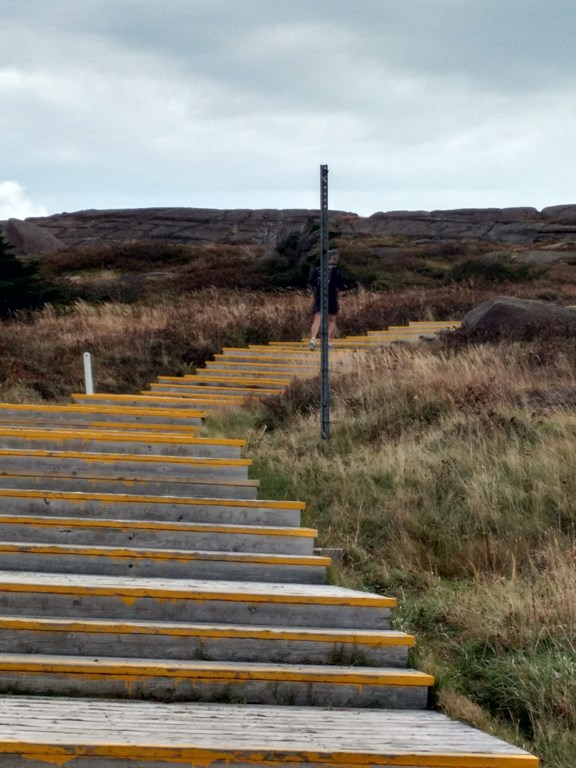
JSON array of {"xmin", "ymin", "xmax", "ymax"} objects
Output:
[
  {"xmin": 0, "ymin": 477, "xmax": 258, "ymax": 500},
  {"xmin": 148, "ymin": 386, "xmax": 281, "ymax": 396},
  {"xmin": 0, "ymin": 592, "xmax": 391, "ymax": 629},
  {"xmin": 0, "ymin": 496, "xmax": 302, "ymax": 527},
  {"xmin": 0, "ymin": 407, "xmax": 203, "ymax": 427},
  {"xmin": 0, "ymin": 437, "xmax": 242, "ymax": 459},
  {"xmin": 198, "ymin": 366, "xmax": 319, "ymax": 376},
  {"xmin": 0, "ymin": 524, "xmax": 314, "ymax": 555},
  {"xmin": 0, "ymin": 631, "xmax": 408, "ymax": 666},
  {"xmin": 221, "ymin": 356, "xmax": 313, "ymax": 364},
  {"xmin": 0, "ymin": 456, "xmax": 250, "ymax": 480},
  {"xmin": 129, "ymin": 400, "xmax": 242, "ymax": 410},
  {"xmin": 222, "ymin": 349, "xmax": 315, "ymax": 357},
  {"xmin": 151, "ymin": 380, "xmax": 286, "ymax": 390},
  {"xmin": 0, "ymin": 672, "xmax": 428, "ymax": 708},
  {"xmin": 205, "ymin": 365, "xmax": 314, "ymax": 374},
  {"xmin": 197, "ymin": 370, "xmax": 295, "ymax": 380},
  {"xmin": 72, "ymin": 396, "xmax": 219, "ymax": 410},
  {"xmin": 0, "ymin": 420, "xmax": 201, "ymax": 434},
  {"xmin": 0, "ymin": 552, "xmax": 325, "ymax": 583},
  {"xmin": 188, "ymin": 379, "xmax": 286, "ymax": 389}
]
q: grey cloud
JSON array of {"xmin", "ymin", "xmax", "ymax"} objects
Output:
[{"xmin": 1, "ymin": 1, "xmax": 576, "ymax": 216}]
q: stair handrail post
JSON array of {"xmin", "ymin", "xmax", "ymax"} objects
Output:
[{"xmin": 83, "ymin": 352, "xmax": 94, "ymax": 395}]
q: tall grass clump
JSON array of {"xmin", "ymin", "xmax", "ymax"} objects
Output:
[
  {"xmin": 240, "ymin": 338, "xmax": 576, "ymax": 766},
  {"xmin": 0, "ymin": 290, "xmax": 310, "ymax": 399}
]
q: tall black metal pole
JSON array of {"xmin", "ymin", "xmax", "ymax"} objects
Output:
[{"xmin": 320, "ymin": 164, "xmax": 330, "ymax": 439}]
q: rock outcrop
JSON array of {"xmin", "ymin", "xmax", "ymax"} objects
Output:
[
  {"xmin": 2, "ymin": 218, "xmax": 64, "ymax": 256},
  {"xmin": 3, "ymin": 204, "xmax": 576, "ymax": 256},
  {"xmin": 463, "ymin": 296, "xmax": 576, "ymax": 338}
]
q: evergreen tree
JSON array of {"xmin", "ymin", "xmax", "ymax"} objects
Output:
[{"xmin": 0, "ymin": 229, "xmax": 48, "ymax": 317}]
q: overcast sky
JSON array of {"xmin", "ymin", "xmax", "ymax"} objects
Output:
[{"xmin": 1, "ymin": 1, "xmax": 575, "ymax": 219}]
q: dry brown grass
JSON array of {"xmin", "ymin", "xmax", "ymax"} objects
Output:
[{"xmin": 228, "ymin": 336, "xmax": 576, "ymax": 766}]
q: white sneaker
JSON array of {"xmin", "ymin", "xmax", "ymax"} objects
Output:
[{"xmin": 309, "ymin": 339, "xmax": 316, "ymax": 350}]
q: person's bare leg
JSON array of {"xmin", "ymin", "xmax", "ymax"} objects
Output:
[
  {"xmin": 310, "ymin": 313, "xmax": 321, "ymax": 340},
  {"xmin": 328, "ymin": 315, "xmax": 337, "ymax": 341}
]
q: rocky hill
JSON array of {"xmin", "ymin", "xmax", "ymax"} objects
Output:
[{"xmin": 4, "ymin": 204, "xmax": 576, "ymax": 256}]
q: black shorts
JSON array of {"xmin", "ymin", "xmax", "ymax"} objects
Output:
[{"xmin": 312, "ymin": 299, "xmax": 339, "ymax": 315}]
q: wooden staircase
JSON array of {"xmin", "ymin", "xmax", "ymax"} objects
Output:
[{"xmin": 0, "ymin": 322, "xmax": 538, "ymax": 767}]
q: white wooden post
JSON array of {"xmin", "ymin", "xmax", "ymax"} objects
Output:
[{"xmin": 83, "ymin": 352, "xmax": 94, "ymax": 395}]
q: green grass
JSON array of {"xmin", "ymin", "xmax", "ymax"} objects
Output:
[{"xmin": 201, "ymin": 337, "xmax": 576, "ymax": 768}]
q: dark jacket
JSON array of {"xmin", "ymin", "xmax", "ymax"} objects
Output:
[{"xmin": 309, "ymin": 264, "xmax": 343, "ymax": 314}]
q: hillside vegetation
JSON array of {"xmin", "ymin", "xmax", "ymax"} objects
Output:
[
  {"xmin": 34, "ymin": 231, "xmax": 555, "ymax": 300},
  {"xmin": 1, "ymin": 249, "xmax": 576, "ymax": 767},
  {"xmin": 206, "ymin": 338, "xmax": 576, "ymax": 768}
]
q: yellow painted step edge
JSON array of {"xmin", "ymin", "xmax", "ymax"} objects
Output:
[
  {"xmin": 0, "ymin": 473, "xmax": 259, "ymax": 488},
  {"xmin": 0, "ymin": 580, "xmax": 396, "ymax": 607},
  {"xmin": 142, "ymin": 391, "xmax": 250, "ymax": 401},
  {"xmin": 0, "ymin": 488, "xmax": 306, "ymax": 509},
  {"xmin": 143, "ymin": 389, "xmax": 278, "ymax": 397},
  {"xmin": 71, "ymin": 393, "xmax": 234, "ymax": 406},
  {"xmin": 210, "ymin": 359, "xmax": 319, "ymax": 368},
  {"xmin": 67, "ymin": 422, "xmax": 201, "ymax": 433},
  {"xmin": 0, "ymin": 617, "xmax": 414, "ymax": 645},
  {"xmin": 159, "ymin": 377, "xmax": 289, "ymax": 385},
  {"xmin": 0, "ymin": 543, "xmax": 328, "ymax": 566},
  {"xmin": 0, "ymin": 403, "xmax": 205, "ymax": 418},
  {"xmin": 0, "ymin": 427, "xmax": 245, "ymax": 447},
  {"xmin": 222, "ymin": 346, "xmax": 320, "ymax": 354},
  {"xmin": 0, "ymin": 515, "xmax": 316, "ymax": 538},
  {"xmin": 0, "ymin": 449, "xmax": 251, "ymax": 467},
  {"xmin": 0, "ymin": 656, "xmax": 434, "ymax": 686},
  {"xmin": 0, "ymin": 744, "xmax": 539, "ymax": 767},
  {"xmin": 0, "ymin": 421, "xmax": 202, "ymax": 434}
]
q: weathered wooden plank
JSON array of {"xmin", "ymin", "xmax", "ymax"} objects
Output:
[{"xmin": 0, "ymin": 699, "xmax": 538, "ymax": 766}]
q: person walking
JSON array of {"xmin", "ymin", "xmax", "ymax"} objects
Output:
[{"xmin": 308, "ymin": 250, "xmax": 343, "ymax": 350}]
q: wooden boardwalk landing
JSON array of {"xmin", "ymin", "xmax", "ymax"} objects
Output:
[
  {"xmin": 0, "ymin": 699, "xmax": 537, "ymax": 767},
  {"xmin": 0, "ymin": 322, "xmax": 538, "ymax": 767}
]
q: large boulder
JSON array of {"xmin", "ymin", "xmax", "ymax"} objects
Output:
[
  {"xmin": 2, "ymin": 218, "xmax": 63, "ymax": 256},
  {"xmin": 462, "ymin": 297, "xmax": 576, "ymax": 339}
]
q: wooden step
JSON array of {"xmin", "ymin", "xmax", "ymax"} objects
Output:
[
  {"xmin": 0, "ymin": 616, "xmax": 412, "ymax": 665},
  {"xmin": 0, "ymin": 402, "xmax": 204, "ymax": 426},
  {"xmin": 198, "ymin": 369, "xmax": 296, "ymax": 380},
  {"xmin": 148, "ymin": 388, "xmax": 251, "ymax": 401},
  {"xmin": 71, "ymin": 393, "xmax": 232, "ymax": 409},
  {"xmin": 144, "ymin": 385, "xmax": 279, "ymax": 397},
  {"xmin": 149, "ymin": 380, "xmax": 285, "ymax": 393},
  {"xmin": 0, "ymin": 489, "xmax": 305, "ymax": 526},
  {"xmin": 0, "ymin": 698, "xmax": 539, "ymax": 767},
  {"xmin": 0, "ymin": 653, "xmax": 433, "ymax": 707},
  {"xmin": 0, "ymin": 698, "xmax": 540, "ymax": 767},
  {"xmin": 0, "ymin": 543, "xmax": 328, "ymax": 582},
  {"xmin": 221, "ymin": 347, "xmax": 325, "ymax": 358},
  {"xmin": 212, "ymin": 356, "xmax": 319, "ymax": 368},
  {"xmin": 0, "ymin": 471, "xmax": 260, "ymax": 499},
  {"xmin": 180, "ymin": 375, "xmax": 288, "ymax": 388},
  {"xmin": 200, "ymin": 368, "xmax": 317, "ymax": 379},
  {"xmin": 0, "ymin": 419, "xmax": 202, "ymax": 434},
  {"xmin": 0, "ymin": 427, "xmax": 245, "ymax": 458},
  {"xmin": 0, "ymin": 572, "xmax": 396, "ymax": 628},
  {"xmin": 0, "ymin": 448, "xmax": 252, "ymax": 479},
  {"xmin": 0, "ymin": 514, "xmax": 316, "ymax": 554}
]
